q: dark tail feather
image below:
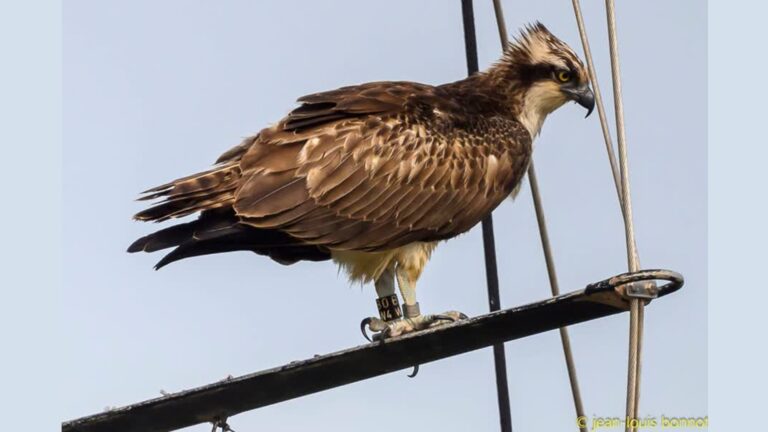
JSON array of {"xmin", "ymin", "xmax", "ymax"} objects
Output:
[
  {"xmin": 153, "ymin": 240, "xmax": 247, "ymax": 270},
  {"xmin": 128, "ymin": 210, "xmax": 330, "ymax": 269},
  {"xmin": 128, "ymin": 221, "xmax": 197, "ymax": 253},
  {"xmin": 127, "ymin": 209, "xmax": 240, "ymax": 253}
]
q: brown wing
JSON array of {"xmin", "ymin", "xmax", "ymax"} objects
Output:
[{"xmin": 232, "ymin": 82, "xmax": 532, "ymax": 252}]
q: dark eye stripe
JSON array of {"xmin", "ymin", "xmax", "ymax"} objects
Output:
[
  {"xmin": 518, "ymin": 63, "xmax": 579, "ymax": 85},
  {"xmin": 517, "ymin": 64, "xmax": 556, "ymax": 83}
]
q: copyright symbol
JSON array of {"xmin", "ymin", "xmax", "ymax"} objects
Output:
[{"xmin": 577, "ymin": 416, "xmax": 588, "ymax": 428}]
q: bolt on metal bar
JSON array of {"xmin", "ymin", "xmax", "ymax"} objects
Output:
[
  {"xmin": 491, "ymin": 2, "xmax": 587, "ymax": 430},
  {"xmin": 602, "ymin": 0, "xmax": 645, "ymax": 430},
  {"xmin": 460, "ymin": 1, "xmax": 513, "ymax": 432}
]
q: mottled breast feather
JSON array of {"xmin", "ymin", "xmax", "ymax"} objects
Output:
[{"xmin": 230, "ymin": 81, "xmax": 532, "ymax": 252}]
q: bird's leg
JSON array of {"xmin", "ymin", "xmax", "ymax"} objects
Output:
[
  {"xmin": 360, "ymin": 265, "xmax": 403, "ymax": 341},
  {"xmin": 361, "ymin": 259, "xmax": 467, "ymax": 341},
  {"xmin": 389, "ymin": 262, "xmax": 467, "ymax": 338}
]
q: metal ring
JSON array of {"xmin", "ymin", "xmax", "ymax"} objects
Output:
[
  {"xmin": 402, "ymin": 302, "xmax": 421, "ymax": 318},
  {"xmin": 584, "ymin": 269, "xmax": 684, "ymax": 298}
]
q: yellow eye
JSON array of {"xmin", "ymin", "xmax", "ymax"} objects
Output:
[{"xmin": 556, "ymin": 70, "xmax": 572, "ymax": 83}]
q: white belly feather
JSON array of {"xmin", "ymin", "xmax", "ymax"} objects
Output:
[{"xmin": 331, "ymin": 242, "xmax": 438, "ymax": 283}]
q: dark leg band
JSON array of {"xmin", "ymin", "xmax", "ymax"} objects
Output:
[
  {"xmin": 376, "ymin": 294, "xmax": 402, "ymax": 321},
  {"xmin": 402, "ymin": 302, "xmax": 421, "ymax": 318}
]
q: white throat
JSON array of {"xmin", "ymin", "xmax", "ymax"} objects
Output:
[
  {"xmin": 517, "ymin": 84, "xmax": 567, "ymax": 138},
  {"xmin": 518, "ymin": 104, "xmax": 548, "ymax": 138}
]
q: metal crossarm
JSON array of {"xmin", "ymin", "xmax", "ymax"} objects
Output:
[{"xmin": 62, "ymin": 270, "xmax": 682, "ymax": 432}]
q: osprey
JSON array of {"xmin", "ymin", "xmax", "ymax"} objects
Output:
[{"xmin": 129, "ymin": 23, "xmax": 594, "ymax": 339}]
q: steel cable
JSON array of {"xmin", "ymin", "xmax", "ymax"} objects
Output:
[{"xmin": 491, "ymin": 2, "xmax": 587, "ymax": 430}]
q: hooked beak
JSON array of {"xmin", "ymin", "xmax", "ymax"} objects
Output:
[{"xmin": 564, "ymin": 84, "xmax": 595, "ymax": 117}]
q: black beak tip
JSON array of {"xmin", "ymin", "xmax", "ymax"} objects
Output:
[
  {"xmin": 569, "ymin": 86, "xmax": 595, "ymax": 119},
  {"xmin": 579, "ymin": 90, "xmax": 595, "ymax": 118}
]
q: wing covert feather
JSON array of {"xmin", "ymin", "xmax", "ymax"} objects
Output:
[{"xmin": 233, "ymin": 83, "xmax": 532, "ymax": 251}]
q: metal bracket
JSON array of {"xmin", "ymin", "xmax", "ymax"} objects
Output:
[{"xmin": 584, "ymin": 269, "xmax": 683, "ymax": 308}]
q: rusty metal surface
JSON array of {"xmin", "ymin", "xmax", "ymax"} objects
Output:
[{"xmin": 62, "ymin": 270, "xmax": 682, "ymax": 432}]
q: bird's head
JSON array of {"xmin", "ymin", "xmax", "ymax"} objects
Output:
[{"xmin": 489, "ymin": 22, "xmax": 595, "ymax": 136}]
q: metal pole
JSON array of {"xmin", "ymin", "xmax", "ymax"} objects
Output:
[{"xmin": 461, "ymin": 1, "xmax": 513, "ymax": 431}]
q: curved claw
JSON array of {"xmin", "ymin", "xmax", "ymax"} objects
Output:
[
  {"xmin": 407, "ymin": 364, "xmax": 420, "ymax": 378},
  {"xmin": 360, "ymin": 318, "xmax": 374, "ymax": 342}
]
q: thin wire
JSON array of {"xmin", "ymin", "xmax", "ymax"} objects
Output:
[
  {"xmin": 604, "ymin": 3, "xmax": 640, "ymax": 272},
  {"xmin": 490, "ymin": 2, "xmax": 587, "ymax": 430},
  {"xmin": 603, "ymin": 0, "xmax": 644, "ymax": 430},
  {"xmin": 626, "ymin": 300, "xmax": 643, "ymax": 431},
  {"xmin": 570, "ymin": 0, "xmax": 624, "ymax": 208},
  {"xmin": 572, "ymin": 5, "xmax": 646, "ymax": 417},
  {"xmin": 636, "ymin": 304, "xmax": 645, "ymax": 413},
  {"xmin": 572, "ymin": 0, "xmax": 643, "ymax": 286},
  {"xmin": 461, "ymin": 1, "xmax": 513, "ymax": 432},
  {"xmin": 491, "ymin": 0, "xmax": 508, "ymax": 43},
  {"xmin": 528, "ymin": 166, "xmax": 587, "ymax": 432}
]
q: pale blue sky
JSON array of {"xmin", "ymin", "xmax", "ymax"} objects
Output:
[{"xmin": 60, "ymin": 1, "xmax": 706, "ymax": 431}]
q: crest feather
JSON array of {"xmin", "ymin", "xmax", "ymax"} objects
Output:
[
  {"xmin": 503, "ymin": 22, "xmax": 557, "ymax": 62},
  {"xmin": 498, "ymin": 21, "xmax": 584, "ymax": 76}
]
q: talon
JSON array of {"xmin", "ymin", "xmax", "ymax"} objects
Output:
[
  {"xmin": 408, "ymin": 365, "xmax": 420, "ymax": 378},
  {"xmin": 362, "ymin": 317, "xmax": 392, "ymax": 341},
  {"xmin": 360, "ymin": 311, "xmax": 467, "ymax": 341},
  {"xmin": 360, "ymin": 318, "xmax": 373, "ymax": 342}
]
